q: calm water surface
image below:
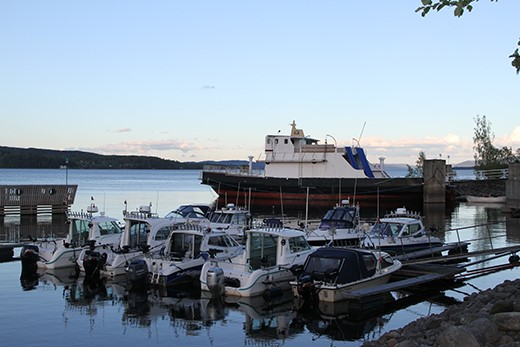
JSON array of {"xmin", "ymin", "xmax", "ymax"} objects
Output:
[{"xmin": 1, "ymin": 169, "xmax": 520, "ymax": 347}]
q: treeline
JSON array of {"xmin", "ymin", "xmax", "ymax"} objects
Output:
[{"xmin": 0, "ymin": 146, "xmax": 205, "ymax": 169}]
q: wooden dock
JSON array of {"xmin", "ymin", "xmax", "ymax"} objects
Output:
[
  {"xmin": 339, "ymin": 243, "xmax": 520, "ymax": 301},
  {"xmin": 0, "ymin": 185, "xmax": 77, "ymax": 217}
]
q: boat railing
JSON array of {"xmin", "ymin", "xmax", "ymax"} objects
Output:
[
  {"xmin": 447, "ymin": 167, "xmax": 508, "ymax": 181},
  {"xmin": 201, "ymin": 165, "xmax": 265, "ymax": 177}
]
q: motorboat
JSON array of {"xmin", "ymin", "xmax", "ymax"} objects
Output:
[
  {"xmin": 305, "ymin": 199, "xmax": 366, "ymax": 247},
  {"xmin": 126, "ymin": 224, "xmax": 244, "ymax": 287},
  {"xmin": 164, "ymin": 203, "xmax": 213, "ymax": 221},
  {"xmin": 74, "ymin": 212, "xmax": 124, "ymax": 275},
  {"xmin": 97, "ymin": 204, "xmax": 183, "ymax": 278},
  {"xmin": 200, "ymin": 121, "xmax": 424, "ymax": 213},
  {"xmin": 20, "ymin": 203, "xmax": 122, "ymax": 271},
  {"xmin": 200, "ymin": 226, "xmax": 315, "ymax": 298},
  {"xmin": 290, "ymin": 247, "xmax": 402, "ymax": 303},
  {"xmin": 361, "ymin": 207, "xmax": 444, "ymax": 255},
  {"xmin": 205, "ymin": 203, "xmax": 252, "ymax": 241}
]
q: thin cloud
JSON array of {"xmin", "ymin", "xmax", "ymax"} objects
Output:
[
  {"xmin": 113, "ymin": 128, "xmax": 132, "ymax": 133},
  {"xmin": 81, "ymin": 139, "xmax": 211, "ymax": 156}
]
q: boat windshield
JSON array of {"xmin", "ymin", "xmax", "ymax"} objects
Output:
[
  {"xmin": 97, "ymin": 221, "xmax": 122, "ymax": 236},
  {"xmin": 69, "ymin": 219, "xmax": 90, "ymax": 246},
  {"xmin": 169, "ymin": 233, "xmax": 203, "ymax": 259},
  {"xmin": 370, "ymin": 222, "xmax": 404, "ymax": 237},
  {"xmin": 288, "ymin": 236, "xmax": 311, "ymax": 253},
  {"xmin": 128, "ymin": 221, "xmax": 149, "ymax": 248},
  {"xmin": 248, "ymin": 232, "xmax": 278, "ymax": 269},
  {"xmin": 303, "ymin": 256, "xmax": 341, "ymax": 281},
  {"xmin": 318, "ymin": 207, "xmax": 357, "ymax": 229},
  {"xmin": 207, "ymin": 234, "xmax": 241, "ymax": 248}
]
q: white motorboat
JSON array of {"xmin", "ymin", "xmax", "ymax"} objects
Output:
[
  {"xmin": 98, "ymin": 204, "xmax": 182, "ymax": 278},
  {"xmin": 74, "ymin": 212, "xmax": 124, "ymax": 275},
  {"xmin": 290, "ymin": 247, "xmax": 402, "ymax": 303},
  {"xmin": 20, "ymin": 203, "xmax": 121, "ymax": 270},
  {"xmin": 305, "ymin": 199, "xmax": 366, "ymax": 247},
  {"xmin": 126, "ymin": 224, "xmax": 244, "ymax": 287},
  {"xmin": 361, "ymin": 207, "xmax": 444, "ymax": 255},
  {"xmin": 205, "ymin": 203, "xmax": 252, "ymax": 241},
  {"xmin": 200, "ymin": 226, "xmax": 315, "ymax": 298}
]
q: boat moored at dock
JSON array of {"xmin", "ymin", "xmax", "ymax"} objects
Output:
[
  {"xmin": 200, "ymin": 225, "xmax": 315, "ymax": 298},
  {"xmin": 126, "ymin": 224, "xmax": 244, "ymax": 287},
  {"xmin": 290, "ymin": 247, "xmax": 402, "ymax": 303},
  {"xmin": 21, "ymin": 203, "xmax": 120, "ymax": 271},
  {"xmin": 361, "ymin": 207, "xmax": 444, "ymax": 255}
]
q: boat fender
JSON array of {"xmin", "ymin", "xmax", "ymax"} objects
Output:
[{"xmin": 509, "ymin": 254, "xmax": 520, "ymax": 264}]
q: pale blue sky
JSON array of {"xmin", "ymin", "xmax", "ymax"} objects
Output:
[{"xmin": 1, "ymin": 1, "xmax": 519, "ymax": 165}]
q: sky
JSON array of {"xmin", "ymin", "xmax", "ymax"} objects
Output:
[{"xmin": 1, "ymin": 1, "xmax": 519, "ymax": 166}]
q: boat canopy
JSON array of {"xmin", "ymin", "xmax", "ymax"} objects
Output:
[
  {"xmin": 318, "ymin": 205, "xmax": 358, "ymax": 230},
  {"xmin": 300, "ymin": 247, "xmax": 379, "ymax": 285}
]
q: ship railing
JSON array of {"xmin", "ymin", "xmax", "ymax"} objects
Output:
[
  {"xmin": 447, "ymin": 168, "xmax": 508, "ymax": 181},
  {"xmin": 201, "ymin": 165, "xmax": 265, "ymax": 177}
]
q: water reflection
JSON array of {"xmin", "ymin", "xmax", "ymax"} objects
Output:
[{"xmin": 17, "ymin": 266, "xmax": 463, "ymax": 344}]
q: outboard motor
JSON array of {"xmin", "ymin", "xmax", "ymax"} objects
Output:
[
  {"xmin": 206, "ymin": 266, "xmax": 224, "ymax": 295},
  {"xmin": 83, "ymin": 250, "xmax": 102, "ymax": 279},
  {"xmin": 20, "ymin": 245, "xmax": 39, "ymax": 274},
  {"xmin": 126, "ymin": 258, "xmax": 149, "ymax": 284}
]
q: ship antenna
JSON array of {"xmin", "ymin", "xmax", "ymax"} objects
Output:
[{"xmin": 357, "ymin": 121, "xmax": 366, "ymax": 145}]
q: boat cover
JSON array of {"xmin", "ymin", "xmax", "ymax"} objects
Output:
[{"xmin": 301, "ymin": 247, "xmax": 377, "ymax": 284}]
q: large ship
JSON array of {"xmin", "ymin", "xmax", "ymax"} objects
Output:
[{"xmin": 200, "ymin": 121, "xmax": 423, "ymax": 216}]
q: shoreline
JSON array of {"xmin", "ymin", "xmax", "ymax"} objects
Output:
[{"xmin": 362, "ymin": 278, "xmax": 520, "ymax": 346}]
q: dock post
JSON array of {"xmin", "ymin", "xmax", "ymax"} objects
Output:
[
  {"xmin": 507, "ymin": 163, "xmax": 520, "ymax": 216},
  {"xmin": 423, "ymin": 159, "xmax": 446, "ymax": 204}
]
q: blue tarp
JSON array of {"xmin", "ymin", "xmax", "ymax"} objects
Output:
[
  {"xmin": 343, "ymin": 147, "xmax": 375, "ymax": 178},
  {"xmin": 356, "ymin": 147, "xmax": 375, "ymax": 178}
]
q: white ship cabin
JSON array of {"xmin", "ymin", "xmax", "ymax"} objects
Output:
[{"xmin": 263, "ymin": 121, "xmax": 389, "ymax": 179}]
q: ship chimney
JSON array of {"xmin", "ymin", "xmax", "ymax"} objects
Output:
[{"xmin": 379, "ymin": 157, "xmax": 385, "ymax": 171}]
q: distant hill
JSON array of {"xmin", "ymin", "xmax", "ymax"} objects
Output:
[
  {"xmin": 0, "ymin": 146, "xmax": 473, "ymax": 171},
  {"xmin": 0, "ymin": 146, "xmax": 201, "ymax": 169}
]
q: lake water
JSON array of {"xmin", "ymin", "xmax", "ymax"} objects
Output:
[{"xmin": 1, "ymin": 169, "xmax": 519, "ymax": 347}]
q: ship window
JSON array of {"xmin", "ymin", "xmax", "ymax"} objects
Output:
[
  {"xmin": 284, "ymin": 139, "xmax": 288, "ymax": 144},
  {"xmin": 275, "ymin": 139, "xmax": 278, "ymax": 144},
  {"xmin": 267, "ymin": 139, "xmax": 271, "ymax": 145}
]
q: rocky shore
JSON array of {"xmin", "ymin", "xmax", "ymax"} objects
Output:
[{"xmin": 362, "ymin": 279, "xmax": 520, "ymax": 347}]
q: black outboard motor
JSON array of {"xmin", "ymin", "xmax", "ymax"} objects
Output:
[
  {"xmin": 83, "ymin": 250, "xmax": 103, "ymax": 279},
  {"xmin": 126, "ymin": 258, "xmax": 149, "ymax": 285},
  {"xmin": 20, "ymin": 245, "xmax": 39, "ymax": 274}
]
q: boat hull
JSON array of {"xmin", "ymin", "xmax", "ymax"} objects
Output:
[
  {"xmin": 315, "ymin": 272, "xmax": 395, "ymax": 303},
  {"xmin": 201, "ymin": 171, "xmax": 424, "ymax": 214}
]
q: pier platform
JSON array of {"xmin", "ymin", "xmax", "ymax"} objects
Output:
[{"xmin": 0, "ymin": 185, "xmax": 77, "ymax": 217}]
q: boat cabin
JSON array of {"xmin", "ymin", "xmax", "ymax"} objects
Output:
[{"xmin": 298, "ymin": 247, "xmax": 395, "ymax": 285}]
